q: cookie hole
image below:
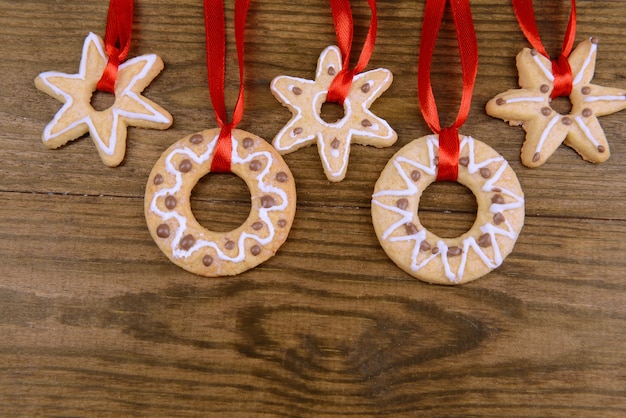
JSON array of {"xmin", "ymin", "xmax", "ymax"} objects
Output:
[
  {"xmin": 90, "ymin": 90, "xmax": 116, "ymax": 112},
  {"xmin": 319, "ymin": 101, "xmax": 346, "ymax": 124},
  {"xmin": 191, "ymin": 173, "xmax": 251, "ymax": 233},
  {"xmin": 418, "ymin": 182, "xmax": 478, "ymax": 238},
  {"xmin": 549, "ymin": 96, "xmax": 573, "ymax": 115}
]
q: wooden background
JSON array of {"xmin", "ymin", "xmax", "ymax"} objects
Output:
[{"xmin": 1, "ymin": 0, "xmax": 625, "ymax": 415}]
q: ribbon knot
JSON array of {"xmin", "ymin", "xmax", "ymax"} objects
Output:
[
  {"xmin": 551, "ymin": 54, "xmax": 573, "ymax": 98},
  {"xmin": 437, "ymin": 127, "xmax": 460, "ymax": 182},
  {"xmin": 210, "ymin": 124, "xmax": 234, "ymax": 173},
  {"xmin": 96, "ymin": 0, "xmax": 134, "ymax": 94},
  {"xmin": 96, "ymin": 46, "xmax": 121, "ymax": 94}
]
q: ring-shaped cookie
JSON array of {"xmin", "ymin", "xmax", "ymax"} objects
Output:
[
  {"xmin": 145, "ymin": 128, "xmax": 296, "ymax": 276},
  {"xmin": 372, "ymin": 134, "xmax": 525, "ymax": 285}
]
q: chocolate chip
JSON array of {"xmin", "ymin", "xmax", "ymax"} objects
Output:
[
  {"xmin": 478, "ymin": 233, "xmax": 492, "ymax": 248},
  {"xmin": 530, "ymin": 48, "xmax": 538, "ymax": 56},
  {"xmin": 496, "ymin": 98, "xmax": 506, "ymax": 106},
  {"xmin": 179, "ymin": 159, "xmax": 192, "ymax": 173},
  {"xmin": 493, "ymin": 212, "xmax": 505, "ymax": 225},
  {"xmin": 598, "ymin": 145, "xmax": 606, "ymax": 153},
  {"xmin": 540, "ymin": 84, "xmax": 550, "ymax": 94},
  {"xmin": 292, "ymin": 86, "xmax": 302, "ymax": 95},
  {"xmin": 432, "ymin": 247, "xmax": 440, "ymax": 255},
  {"xmin": 243, "ymin": 137, "xmax": 254, "ymax": 148},
  {"xmin": 202, "ymin": 255, "xmax": 213, "ymax": 266},
  {"xmin": 250, "ymin": 245, "xmax": 262, "ymax": 256},
  {"xmin": 480, "ymin": 167, "xmax": 491, "ymax": 178},
  {"xmin": 180, "ymin": 234, "xmax": 195, "ymax": 250},
  {"xmin": 292, "ymin": 127, "xmax": 303, "ymax": 135},
  {"xmin": 405, "ymin": 222, "xmax": 419, "ymax": 235},
  {"xmin": 190, "ymin": 134, "xmax": 204, "ymax": 144},
  {"xmin": 277, "ymin": 219, "xmax": 287, "ymax": 228},
  {"xmin": 582, "ymin": 108, "xmax": 592, "ymax": 117},
  {"xmin": 541, "ymin": 107, "xmax": 552, "ymax": 116},
  {"xmin": 562, "ymin": 117, "xmax": 573, "ymax": 125},
  {"xmin": 328, "ymin": 66, "xmax": 336, "ymax": 75},
  {"xmin": 459, "ymin": 157, "xmax": 469, "ymax": 166},
  {"xmin": 252, "ymin": 221, "xmax": 264, "ymax": 230},
  {"xmin": 165, "ymin": 195, "xmax": 177, "ymax": 210},
  {"xmin": 591, "ymin": 36, "xmax": 599, "ymax": 44},
  {"xmin": 331, "ymin": 138, "xmax": 340, "ymax": 149},
  {"xmin": 532, "ymin": 152, "xmax": 541, "ymax": 163},
  {"xmin": 447, "ymin": 246, "xmax": 462, "ymax": 257},
  {"xmin": 411, "ymin": 170, "xmax": 421, "ymax": 182},
  {"xmin": 420, "ymin": 241, "xmax": 431, "ymax": 252},
  {"xmin": 396, "ymin": 198, "xmax": 409, "ymax": 210},
  {"xmin": 361, "ymin": 83, "xmax": 371, "ymax": 93},
  {"xmin": 225, "ymin": 240, "xmax": 235, "ymax": 250},
  {"xmin": 276, "ymin": 171, "xmax": 289, "ymax": 183},
  {"xmin": 581, "ymin": 86, "xmax": 591, "ymax": 95},
  {"xmin": 153, "ymin": 174, "xmax": 164, "ymax": 185},
  {"xmin": 361, "ymin": 119, "xmax": 372, "ymax": 127},
  {"xmin": 156, "ymin": 224, "xmax": 170, "ymax": 238},
  {"xmin": 492, "ymin": 194, "xmax": 505, "ymax": 204},
  {"xmin": 261, "ymin": 195, "xmax": 276, "ymax": 208},
  {"xmin": 249, "ymin": 159, "xmax": 262, "ymax": 171}
]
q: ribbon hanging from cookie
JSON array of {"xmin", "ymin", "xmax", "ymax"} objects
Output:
[
  {"xmin": 144, "ymin": 0, "xmax": 297, "ymax": 277},
  {"xmin": 512, "ymin": 0, "xmax": 576, "ymax": 99},
  {"xmin": 203, "ymin": 0, "xmax": 249, "ymax": 173},
  {"xmin": 270, "ymin": 0, "xmax": 396, "ymax": 182},
  {"xmin": 486, "ymin": 0, "xmax": 626, "ymax": 167},
  {"xmin": 418, "ymin": 0, "xmax": 478, "ymax": 182},
  {"xmin": 34, "ymin": 0, "xmax": 172, "ymax": 166},
  {"xmin": 371, "ymin": 0, "xmax": 525, "ymax": 285}
]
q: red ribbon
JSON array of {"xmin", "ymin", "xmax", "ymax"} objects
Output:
[
  {"xmin": 96, "ymin": 0, "xmax": 134, "ymax": 94},
  {"xmin": 325, "ymin": 0, "xmax": 378, "ymax": 105},
  {"xmin": 512, "ymin": 0, "xmax": 577, "ymax": 98},
  {"xmin": 203, "ymin": 0, "xmax": 250, "ymax": 173},
  {"xmin": 418, "ymin": 0, "xmax": 478, "ymax": 182}
]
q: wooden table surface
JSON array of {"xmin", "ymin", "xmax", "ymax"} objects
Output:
[{"xmin": 2, "ymin": 0, "xmax": 625, "ymax": 415}]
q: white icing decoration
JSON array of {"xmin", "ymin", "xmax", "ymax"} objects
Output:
[
  {"xmin": 372, "ymin": 136, "xmax": 524, "ymax": 282},
  {"xmin": 38, "ymin": 33, "xmax": 171, "ymax": 156},
  {"xmin": 574, "ymin": 116, "xmax": 599, "ymax": 147},
  {"xmin": 504, "ymin": 97, "xmax": 544, "ymax": 104},
  {"xmin": 572, "ymin": 39, "xmax": 597, "ymax": 86},
  {"xmin": 584, "ymin": 95, "xmax": 626, "ymax": 103},
  {"xmin": 532, "ymin": 53, "xmax": 554, "ymax": 82},
  {"xmin": 150, "ymin": 133, "xmax": 288, "ymax": 263},
  {"xmin": 536, "ymin": 115, "xmax": 560, "ymax": 153}
]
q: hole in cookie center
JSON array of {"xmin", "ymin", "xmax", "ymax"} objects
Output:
[
  {"xmin": 418, "ymin": 182, "xmax": 478, "ymax": 238},
  {"xmin": 550, "ymin": 95, "xmax": 573, "ymax": 115},
  {"xmin": 90, "ymin": 90, "xmax": 116, "ymax": 112},
  {"xmin": 191, "ymin": 173, "xmax": 252, "ymax": 233},
  {"xmin": 319, "ymin": 101, "xmax": 346, "ymax": 124}
]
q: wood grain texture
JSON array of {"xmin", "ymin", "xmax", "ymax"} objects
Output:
[{"xmin": 1, "ymin": 0, "xmax": 626, "ymax": 415}]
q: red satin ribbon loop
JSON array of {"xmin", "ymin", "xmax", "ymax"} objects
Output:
[
  {"xmin": 325, "ymin": 0, "xmax": 378, "ymax": 105},
  {"xmin": 418, "ymin": 0, "xmax": 478, "ymax": 182},
  {"xmin": 437, "ymin": 127, "xmax": 460, "ymax": 182},
  {"xmin": 204, "ymin": 0, "xmax": 251, "ymax": 173},
  {"xmin": 512, "ymin": 0, "xmax": 577, "ymax": 99},
  {"xmin": 551, "ymin": 54, "xmax": 573, "ymax": 98},
  {"xmin": 96, "ymin": 0, "xmax": 134, "ymax": 93}
]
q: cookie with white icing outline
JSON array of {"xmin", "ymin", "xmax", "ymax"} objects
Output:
[
  {"xmin": 145, "ymin": 128, "xmax": 296, "ymax": 277},
  {"xmin": 486, "ymin": 38, "xmax": 626, "ymax": 167},
  {"xmin": 271, "ymin": 45, "xmax": 397, "ymax": 182},
  {"xmin": 35, "ymin": 32, "xmax": 173, "ymax": 167},
  {"xmin": 372, "ymin": 134, "xmax": 525, "ymax": 285}
]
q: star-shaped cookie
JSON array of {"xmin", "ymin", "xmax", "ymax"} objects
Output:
[
  {"xmin": 271, "ymin": 45, "xmax": 397, "ymax": 182},
  {"xmin": 35, "ymin": 32, "xmax": 173, "ymax": 167},
  {"xmin": 486, "ymin": 38, "xmax": 626, "ymax": 167}
]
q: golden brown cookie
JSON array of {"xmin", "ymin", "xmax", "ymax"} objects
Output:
[
  {"xmin": 271, "ymin": 45, "xmax": 397, "ymax": 182},
  {"xmin": 486, "ymin": 38, "xmax": 626, "ymax": 167},
  {"xmin": 372, "ymin": 134, "xmax": 525, "ymax": 285},
  {"xmin": 35, "ymin": 32, "xmax": 173, "ymax": 167},
  {"xmin": 145, "ymin": 128, "xmax": 296, "ymax": 277}
]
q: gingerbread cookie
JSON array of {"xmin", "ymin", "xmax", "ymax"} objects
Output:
[
  {"xmin": 372, "ymin": 134, "xmax": 525, "ymax": 285},
  {"xmin": 486, "ymin": 38, "xmax": 626, "ymax": 167},
  {"xmin": 35, "ymin": 32, "xmax": 173, "ymax": 167},
  {"xmin": 145, "ymin": 128, "xmax": 296, "ymax": 277},
  {"xmin": 271, "ymin": 45, "xmax": 397, "ymax": 182}
]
